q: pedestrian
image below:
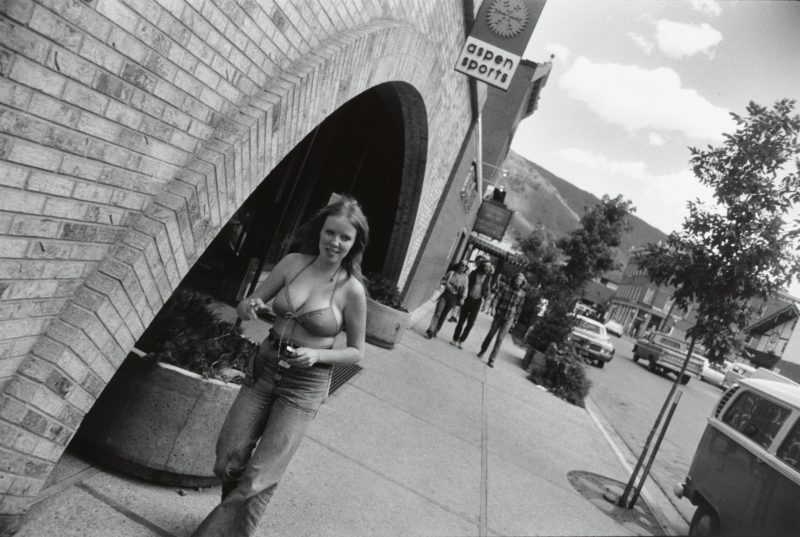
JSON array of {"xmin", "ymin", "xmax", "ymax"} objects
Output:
[
  {"xmin": 191, "ymin": 195, "xmax": 369, "ymax": 537},
  {"xmin": 425, "ymin": 260, "xmax": 468, "ymax": 338},
  {"xmin": 450, "ymin": 260, "xmax": 493, "ymax": 348},
  {"xmin": 486, "ymin": 273, "xmax": 506, "ymax": 315},
  {"xmin": 478, "ymin": 272, "xmax": 527, "ymax": 367}
]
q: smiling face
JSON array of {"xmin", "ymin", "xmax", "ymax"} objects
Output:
[{"xmin": 319, "ymin": 214, "xmax": 357, "ymax": 265}]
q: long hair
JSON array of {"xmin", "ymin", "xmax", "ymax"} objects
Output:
[{"xmin": 287, "ymin": 194, "xmax": 369, "ymax": 283}]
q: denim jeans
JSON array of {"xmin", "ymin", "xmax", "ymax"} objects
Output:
[
  {"xmin": 191, "ymin": 345, "xmax": 332, "ymax": 537},
  {"xmin": 453, "ymin": 296, "xmax": 482, "ymax": 343},
  {"xmin": 427, "ymin": 291, "xmax": 459, "ymax": 336},
  {"xmin": 479, "ymin": 315, "xmax": 514, "ymax": 362}
]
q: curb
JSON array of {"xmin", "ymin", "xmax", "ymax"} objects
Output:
[{"xmin": 584, "ymin": 397, "xmax": 689, "ymax": 536}]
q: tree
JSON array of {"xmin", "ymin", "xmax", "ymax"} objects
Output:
[
  {"xmin": 523, "ymin": 195, "xmax": 634, "ymax": 351},
  {"xmin": 638, "ymin": 99, "xmax": 800, "ymax": 360},
  {"xmin": 619, "ymin": 99, "xmax": 800, "ymax": 508},
  {"xmin": 558, "ymin": 194, "xmax": 634, "ymax": 289}
]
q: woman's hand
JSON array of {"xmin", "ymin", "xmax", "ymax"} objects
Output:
[
  {"xmin": 285, "ymin": 347, "xmax": 321, "ymax": 368},
  {"xmin": 239, "ymin": 297, "xmax": 266, "ymax": 321}
]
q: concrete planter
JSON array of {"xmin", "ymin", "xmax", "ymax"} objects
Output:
[
  {"xmin": 523, "ymin": 348, "xmax": 547, "ymax": 374},
  {"xmin": 77, "ymin": 353, "xmax": 239, "ymax": 487},
  {"xmin": 365, "ymin": 297, "xmax": 409, "ymax": 349}
]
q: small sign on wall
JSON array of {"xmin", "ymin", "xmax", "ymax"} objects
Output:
[{"xmin": 455, "ymin": 0, "xmax": 547, "ymax": 90}]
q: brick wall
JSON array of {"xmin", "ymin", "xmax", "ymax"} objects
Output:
[{"xmin": 0, "ymin": 0, "xmax": 475, "ymax": 518}]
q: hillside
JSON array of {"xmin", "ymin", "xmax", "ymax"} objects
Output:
[{"xmin": 497, "ymin": 151, "xmax": 668, "ymax": 282}]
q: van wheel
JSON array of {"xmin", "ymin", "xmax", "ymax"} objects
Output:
[
  {"xmin": 597, "ymin": 360, "xmax": 605, "ymax": 369},
  {"xmin": 680, "ymin": 374, "xmax": 690, "ymax": 385},
  {"xmin": 689, "ymin": 504, "xmax": 719, "ymax": 536}
]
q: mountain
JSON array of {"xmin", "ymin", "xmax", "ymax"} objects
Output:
[{"xmin": 497, "ymin": 151, "xmax": 668, "ymax": 282}]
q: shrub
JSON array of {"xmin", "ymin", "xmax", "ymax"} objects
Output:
[
  {"xmin": 528, "ymin": 343, "xmax": 591, "ymax": 407},
  {"xmin": 366, "ymin": 274, "xmax": 408, "ymax": 311},
  {"xmin": 525, "ymin": 298, "xmax": 576, "ymax": 352},
  {"xmin": 136, "ymin": 289, "xmax": 257, "ymax": 383}
]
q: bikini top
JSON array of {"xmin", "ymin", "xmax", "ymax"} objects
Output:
[{"xmin": 272, "ymin": 259, "xmax": 344, "ymax": 338}]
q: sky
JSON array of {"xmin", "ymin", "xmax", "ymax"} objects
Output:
[{"xmin": 510, "ymin": 0, "xmax": 800, "ymax": 292}]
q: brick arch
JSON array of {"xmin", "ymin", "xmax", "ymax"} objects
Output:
[{"xmin": 0, "ymin": 19, "xmax": 453, "ymax": 519}]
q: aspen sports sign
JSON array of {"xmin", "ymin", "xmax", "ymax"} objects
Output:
[{"xmin": 455, "ymin": 0, "xmax": 547, "ymax": 90}]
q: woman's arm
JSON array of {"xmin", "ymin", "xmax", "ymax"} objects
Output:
[
  {"xmin": 288, "ymin": 278, "xmax": 366, "ymax": 367},
  {"xmin": 236, "ymin": 254, "xmax": 297, "ymax": 320}
]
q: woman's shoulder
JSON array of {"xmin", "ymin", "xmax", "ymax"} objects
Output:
[{"xmin": 341, "ymin": 274, "xmax": 366, "ymax": 300}]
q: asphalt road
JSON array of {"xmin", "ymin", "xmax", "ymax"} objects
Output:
[{"xmin": 583, "ymin": 334, "xmax": 727, "ymax": 525}]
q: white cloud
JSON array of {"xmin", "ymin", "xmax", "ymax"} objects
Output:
[
  {"xmin": 559, "ymin": 56, "xmax": 735, "ymax": 141},
  {"xmin": 545, "ymin": 43, "xmax": 570, "ymax": 61},
  {"xmin": 556, "ymin": 148, "xmax": 714, "ymax": 233},
  {"xmin": 656, "ymin": 20, "xmax": 723, "ymax": 58},
  {"xmin": 649, "ymin": 132, "xmax": 666, "ymax": 146},
  {"xmin": 689, "ymin": 0, "xmax": 722, "ymax": 17},
  {"xmin": 559, "ymin": 148, "xmax": 648, "ymax": 180},
  {"xmin": 628, "ymin": 32, "xmax": 654, "ymax": 54}
]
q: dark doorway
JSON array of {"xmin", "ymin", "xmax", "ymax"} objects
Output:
[{"xmin": 184, "ymin": 82, "xmax": 422, "ymax": 303}]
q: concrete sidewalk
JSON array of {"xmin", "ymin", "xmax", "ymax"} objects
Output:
[{"xmin": 16, "ymin": 306, "xmax": 682, "ymax": 536}]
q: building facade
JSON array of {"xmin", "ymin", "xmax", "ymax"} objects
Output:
[
  {"xmin": 0, "ymin": 0, "xmax": 554, "ymax": 526},
  {"xmin": 743, "ymin": 293, "xmax": 800, "ymax": 381},
  {"xmin": 607, "ymin": 249, "xmax": 681, "ymax": 337}
]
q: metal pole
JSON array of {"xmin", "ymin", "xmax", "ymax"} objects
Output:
[
  {"xmin": 617, "ymin": 333, "xmax": 698, "ymax": 507},
  {"xmin": 628, "ymin": 390, "xmax": 683, "ymax": 508}
]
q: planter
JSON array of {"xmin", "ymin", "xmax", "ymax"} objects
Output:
[
  {"xmin": 365, "ymin": 297, "xmax": 410, "ymax": 349},
  {"xmin": 76, "ymin": 352, "xmax": 239, "ymax": 487},
  {"xmin": 523, "ymin": 347, "xmax": 547, "ymax": 374}
]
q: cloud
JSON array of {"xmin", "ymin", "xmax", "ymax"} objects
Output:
[
  {"xmin": 559, "ymin": 148, "xmax": 648, "ymax": 180},
  {"xmin": 656, "ymin": 20, "xmax": 723, "ymax": 58},
  {"xmin": 689, "ymin": 0, "xmax": 722, "ymax": 17},
  {"xmin": 649, "ymin": 132, "xmax": 666, "ymax": 146},
  {"xmin": 628, "ymin": 32, "xmax": 654, "ymax": 54},
  {"xmin": 557, "ymin": 147, "xmax": 714, "ymax": 232},
  {"xmin": 559, "ymin": 56, "xmax": 735, "ymax": 141},
  {"xmin": 545, "ymin": 43, "xmax": 570, "ymax": 61}
]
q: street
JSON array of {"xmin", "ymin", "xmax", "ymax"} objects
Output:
[{"xmin": 583, "ymin": 334, "xmax": 725, "ymax": 526}]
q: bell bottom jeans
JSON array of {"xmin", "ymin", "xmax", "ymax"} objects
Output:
[
  {"xmin": 427, "ymin": 291, "xmax": 460, "ymax": 336},
  {"xmin": 479, "ymin": 315, "xmax": 514, "ymax": 363},
  {"xmin": 191, "ymin": 345, "xmax": 332, "ymax": 537},
  {"xmin": 452, "ymin": 296, "xmax": 482, "ymax": 343}
]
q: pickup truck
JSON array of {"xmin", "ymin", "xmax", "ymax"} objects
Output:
[{"xmin": 632, "ymin": 331, "xmax": 705, "ymax": 385}]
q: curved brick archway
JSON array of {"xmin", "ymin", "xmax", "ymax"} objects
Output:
[{"xmin": 0, "ymin": 1, "xmax": 474, "ymax": 519}]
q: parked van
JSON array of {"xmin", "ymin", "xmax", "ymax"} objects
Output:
[
  {"xmin": 675, "ymin": 371, "xmax": 800, "ymax": 535},
  {"xmin": 723, "ymin": 362, "xmax": 757, "ymax": 389}
]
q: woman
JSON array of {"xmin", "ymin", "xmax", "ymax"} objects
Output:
[
  {"xmin": 425, "ymin": 260, "xmax": 468, "ymax": 338},
  {"xmin": 192, "ymin": 195, "xmax": 369, "ymax": 537}
]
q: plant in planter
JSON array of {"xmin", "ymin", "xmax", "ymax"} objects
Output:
[
  {"xmin": 528, "ymin": 343, "xmax": 591, "ymax": 407},
  {"xmin": 76, "ymin": 288, "xmax": 257, "ymax": 486},
  {"xmin": 364, "ymin": 274, "xmax": 410, "ymax": 349},
  {"xmin": 136, "ymin": 289, "xmax": 258, "ymax": 383}
]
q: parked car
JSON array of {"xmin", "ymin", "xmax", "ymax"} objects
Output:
[
  {"xmin": 724, "ymin": 362, "xmax": 757, "ymax": 388},
  {"xmin": 604, "ymin": 319, "xmax": 624, "ymax": 337},
  {"xmin": 675, "ymin": 371, "xmax": 800, "ymax": 535},
  {"xmin": 568, "ymin": 315, "xmax": 615, "ymax": 368},
  {"xmin": 632, "ymin": 331, "xmax": 706, "ymax": 384},
  {"xmin": 699, "ymin": 358, "xmax": 730, "ymax": 389}
]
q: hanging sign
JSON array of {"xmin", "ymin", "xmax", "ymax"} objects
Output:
[
  {"xmin": 455, "ymin": 0, "xmax": 547, "ymax": 90},
  {"xmin": 473, "ymin": 199, "xmax": 513, "ymax": 240}
]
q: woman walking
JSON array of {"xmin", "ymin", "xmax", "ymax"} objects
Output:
[{"xmin": 191, "ymin": 195, "xmax": 369, "ymax": 537}]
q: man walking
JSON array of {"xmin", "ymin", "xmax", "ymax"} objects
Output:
[
  {"xmin": 425, "ymin": 260, "xmax": 469, "ymax": 339},
  {"xmin": 450, "ymin": 260, "xmax": 493, "ymax": 348},
  {"xmin": 478, "ymin": 272, "xmax": 527, "ymax": 367}
]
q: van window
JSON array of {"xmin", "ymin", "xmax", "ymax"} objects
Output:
[
  {"xmin": 777, "ymin": 420, "xmax": 800, "ymax": 472},
  {"xmin": 721, "ymin": 392, "xmax": 791, "ymax": 449}
]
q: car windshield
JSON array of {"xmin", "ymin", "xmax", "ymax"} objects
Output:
[{"xmin": 577, "ymin": 319, "xmax": 601, "ymax": 334}]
